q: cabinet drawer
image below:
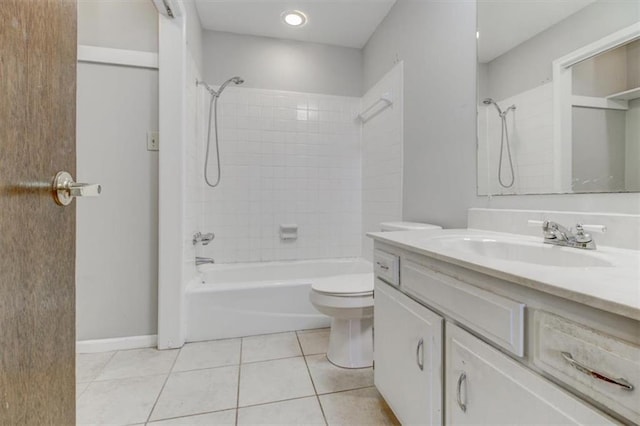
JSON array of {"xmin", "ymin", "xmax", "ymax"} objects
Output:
[
  {"xmin": 402, "ymin": 259, "xmax": 525, "ymax": 357},
  {"xmin": 373, "ymin": 249, "xmax": 399, "ymax": 287},
  {"xmin": 533, "ymin": 311, "xmax": 640, "ymax": 424}
]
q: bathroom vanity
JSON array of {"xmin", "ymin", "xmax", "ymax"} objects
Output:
[{"xmin": 369, "ymin": 213, "xmax": 640, "ymax": 425}]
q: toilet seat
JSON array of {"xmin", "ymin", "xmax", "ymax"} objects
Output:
[{"xmin": 311, "ymin": 273, "xmax": 373, "ymax": 297}]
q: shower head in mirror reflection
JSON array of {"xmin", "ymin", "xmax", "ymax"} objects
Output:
[
  {"xmin": 483, "ymin": 98, "xmax": 516, "ymax": 189},
  {"xmin": 483, "ymin": 98, "xmax": 516, "ymax": 118}
]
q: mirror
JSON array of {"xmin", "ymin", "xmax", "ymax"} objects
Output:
[{"xmin": 477, "ymin": 0, "xmax": 640, "ymax": 195}]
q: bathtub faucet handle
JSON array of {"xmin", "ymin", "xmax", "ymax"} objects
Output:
[{"xmin": 193, "ymin": 232, "xmax": 215, "ymax": 246}]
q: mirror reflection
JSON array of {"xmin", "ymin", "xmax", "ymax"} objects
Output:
[{"xmin": 477, "ymin": 0, "xmax": 640, "ymax": 196}]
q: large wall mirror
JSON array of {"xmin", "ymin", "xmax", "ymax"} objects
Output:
[{"xmin": 477, "ymin": 0, "xmax": 640, "ymax": 196}]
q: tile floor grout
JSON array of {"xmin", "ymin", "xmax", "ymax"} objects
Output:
[
  {"xmin": 295, "ymin": 330, "xmax": 329, "ymax": 426},
  {"xmin": 145, "ymin": 349, "xmax": 181, "ymax": 424},
  {"xmin": 234, "ymin": 338, "xmax": 243, "ymax": 425},
  {"xmin": 77, "ymin": 328, "xmax": 396, "ymax": 425}
]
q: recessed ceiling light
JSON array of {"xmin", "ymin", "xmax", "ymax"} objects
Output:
[{"xmin": 282, "ymin": 10, "xmax": 307, "ymax": 27}]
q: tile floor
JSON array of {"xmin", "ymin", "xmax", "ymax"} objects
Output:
[{"xmin": 76, "ymin": 328, "xmax": 399, "ymax": 425}]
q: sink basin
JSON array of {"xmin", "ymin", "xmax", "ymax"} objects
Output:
[{"xmin": 429, "ymin": 236, "xmax": 614, "ymax": 268}]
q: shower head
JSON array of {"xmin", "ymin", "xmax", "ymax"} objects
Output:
[
  {"xmin": 483, "ymin": 97, "xmax": 516, "ymax": 117},
  {"xmin": 216, "ymin": 76, "xmax": 244, "ymax": 98},
  {"xmin": 483, "ymin": 97, "xmax": 505, "ymax": 116},
  {"xmin": 197, "ymin": 76, "xmax": 245, "ymax": 98}
]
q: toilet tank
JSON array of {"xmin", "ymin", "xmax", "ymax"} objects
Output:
[{"xmin": 380, "ymin": 221, "xmax": 442, "ymax": 232}]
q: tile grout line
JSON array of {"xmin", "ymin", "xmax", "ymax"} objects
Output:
[
  {"xmin": 295, "ymin": 331, "xmax": 329, "ymax": 426},
  {"xmin": 144, "ymin": 347, "xmax": 181, "ymax": 424},
  {"xmin": 235, "ymin": 338, "xmax": 243, "ymax": 425}
]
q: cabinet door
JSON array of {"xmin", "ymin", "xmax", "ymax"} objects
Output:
[
  {"xmin": 445, "ymin": 323, "xmax": 614, "ymax": 425},
  {"xmin": 374, "ymin": 280, "xmax": 443, "ymax": 425}
]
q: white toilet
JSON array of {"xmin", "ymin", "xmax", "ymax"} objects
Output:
[{"xmin": 309, "ymin": 221, "xmax": 442, "ymax": 369}]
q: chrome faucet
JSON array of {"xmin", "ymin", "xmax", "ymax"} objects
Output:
[
  {"xmin": 193, "ymin": 232, "xmax": 215, "ymax": 246},
  {"xmin": 196, "ymin": 257, "xmax": 215, "ymax": 266},
  {"xmin": 541, "ymin": 220, "xmax": 602, "ymax": 250}
]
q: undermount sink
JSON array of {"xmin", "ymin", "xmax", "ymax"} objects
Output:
[{"xmin": 429, "ymin": 235, "xmax": 614, "ymax": 268}]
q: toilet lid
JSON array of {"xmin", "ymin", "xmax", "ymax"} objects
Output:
[{"xmin": 312, "ymin": 273, "xmax": 374, "ymax": 296}]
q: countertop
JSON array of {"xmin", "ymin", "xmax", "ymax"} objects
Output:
[{"xmin": 368, "ymin": 229, "xmax": 640, "ymax": 321}]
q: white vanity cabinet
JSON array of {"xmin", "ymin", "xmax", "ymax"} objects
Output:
[
  {"xmin": 445, "ymin": 323, "xmax": 613, "ymax": 425},
  {"xmin": 372, "ymin": 245, "xmax": 625, "ymax": 425},
  {"xmin": 374, "ymin": 279, "xmax": 443, "ymax": 425}
]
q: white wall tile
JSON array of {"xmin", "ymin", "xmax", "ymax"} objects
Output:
[{"xmin": 193, "ymin": 87, "xmax": 362, "ymax": 263}]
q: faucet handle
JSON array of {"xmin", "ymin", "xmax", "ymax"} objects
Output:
[
  {"xmin": 574, "ymin": 224, "xmax": 605, "ymax": 244},
  {"xmin": 577, "ymin": 224, "xmax": 607, "ymax": 234}
]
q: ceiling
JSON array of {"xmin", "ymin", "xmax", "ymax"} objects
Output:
[
  {"xmin": 194, "ymin": 0, "xmax": 397, "ymax": 49},
  {"xmin": 477, "ymin": 0, "xmax": 597, "ymax": 63}
]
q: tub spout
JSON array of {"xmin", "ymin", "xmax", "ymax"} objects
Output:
[{"xmin": 196, "ymin": 257, "xmax": 215, "ymax": 266}]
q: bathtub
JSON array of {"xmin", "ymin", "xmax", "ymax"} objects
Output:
[{"xmin": 185, "ymin": 258, "xmax": 372, "ymax": 342}]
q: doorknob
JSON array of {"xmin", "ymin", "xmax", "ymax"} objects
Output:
[{"xmin": 52, "ymin": 171, "xmax": 101, "ymax": 206}]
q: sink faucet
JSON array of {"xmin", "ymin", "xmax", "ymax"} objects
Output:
[
  {"xmin": 196, "ymin": 257, "xmax": 215, "ymax": 266},
  {"xmin": 541, "ymin": 221, "xmax": 601, "ymax": 250}
]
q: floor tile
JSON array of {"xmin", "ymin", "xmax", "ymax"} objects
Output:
[
  {"xmin": 238, "ymin": 357, "xmax": 314, "ymax": 407},
  {"xmin": 173, "ymin": 339, "xmax": 241, "ymax": 372},
  {"xmin": 76, "ymin": 375, "xmax": 166, "ymax": 425},
  {"xmin": 148, "ymin": 409, "xmax": 236, "ymax": 425},
  {"xmin": 76, "ymin": 352, "xmax": 115, "ymax": 382},
  {"xmin": 76, "ymin": 382, "xmax": 90, "ymax": 400},
  {"xmin": 237, "ymin": 397, "xmax": 325, "ymax": 425},
  {"xmin": 241, "ymin": 332, "xmax": 302, "ymax": 363},
  {"xmin": 95, "ymin": 348, "xmax": 178, "ymax": 381},
  {"xmin": 150, "ymin": 366, "xmax": 239, "ymax": 421},
  {"xmin": 306, "ymin": 354, "xmax": 373, "ymax": 394},
  {"xmin": 319, "ymin": 387, "xmax": 399, "ymax": 425},
  {"xmin": 297, "ymin": 329, "xmax": 330, "ymax": 356}
]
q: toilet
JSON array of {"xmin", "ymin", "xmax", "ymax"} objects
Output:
[{"xmin": 309, "ymin": 221, "xmax": 442, "ymax": 368}]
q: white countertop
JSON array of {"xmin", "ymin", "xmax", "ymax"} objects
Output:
[{"xmin": 368, "ymin": 229, "xmax": 640, "ymax": 321}]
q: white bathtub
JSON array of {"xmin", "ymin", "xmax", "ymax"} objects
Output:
[{"xmin": 185, "ymin": 258, "xmax": 373, "ymax": 342}]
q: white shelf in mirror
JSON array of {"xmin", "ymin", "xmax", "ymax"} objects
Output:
[
  {"xmin": 606, "ymin": 86, "xmax": 640, "ymax": 101},
  {"xmin": 571, "ymin": 95, "xmax": 628, "ymax": 111}
]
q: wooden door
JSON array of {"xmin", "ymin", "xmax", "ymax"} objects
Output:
[
  {"xmin": 374, "ymin": 280, "xmax": 443, "ymax": 425},
  {"xmin": 0, "ymin": 1, "xmax": 77, "ymax": 423}
]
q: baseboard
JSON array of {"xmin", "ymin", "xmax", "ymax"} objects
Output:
[{"xmin": 76, "ymin": 334, "xmax": 157, "ymax": 353}]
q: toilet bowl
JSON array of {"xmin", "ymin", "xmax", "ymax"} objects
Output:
[
  {"xmin": 310, "ymin": 221, "xmax": 442, "ymax": 369},
  {"xmin": 310, "ymin": 273, "xmax": 374, "ymax": 368}
]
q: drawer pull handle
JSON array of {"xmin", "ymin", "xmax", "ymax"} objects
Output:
[
  {"xmin": 376, "ymin": 262, "xmax": 390, "ymax": 271},
  {"xmin": 561, "ymin": 352, "xmax": 634, "ymax": 391},
  {"xmin": 416, "ymin": 338, "xmax": 424, "ymax": 371},
  {"xmin": 457, "ymin": 372, "xmax": 467, "ymax": 412}
]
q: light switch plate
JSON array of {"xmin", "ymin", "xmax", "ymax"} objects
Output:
[{"xmin": 147, "ymin": 131, "xmax": 159, "ymax": 151}]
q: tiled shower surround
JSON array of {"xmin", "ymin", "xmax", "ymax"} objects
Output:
[{"xmin": 196, "ymin": 87, "xmax": 362, "ymax": 263}]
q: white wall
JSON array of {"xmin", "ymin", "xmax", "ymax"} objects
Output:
[
  {"xmin": 76, "ymin": 62, "xmax": 159, "ymax": 340},
  {"xmin": 198, "ymin": 87, "xmax": 362, "ymax": 263},
  {"xmin": 361, "ymin": 62, "xmax": 404, "ymax": 260},
  {"xmin": 202, "ymin": 31, "xmax": 363, "ymax": 97},
  {"xmin": 78, "ymin": 0, "xmax": 158, "ymax": 52},
  {"xmin": 363, "ymin": 0, "xmax": 478, "ymax": 228},
  {"xmin": 76, "ymin": 2, "xmax": 159, "ymax": 341}
]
